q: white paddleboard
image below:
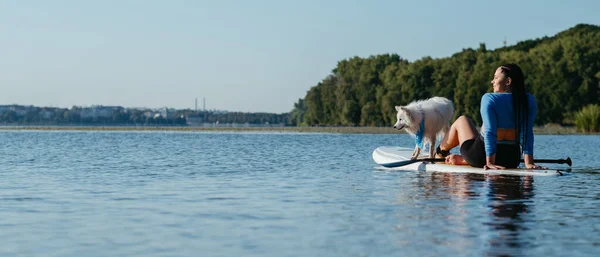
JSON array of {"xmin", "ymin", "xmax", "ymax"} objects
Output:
[{"xmin": 372, "ymin": 146, "xmax": 566, "ymax": 176}]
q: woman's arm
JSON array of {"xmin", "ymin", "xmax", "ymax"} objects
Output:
[
  {"xmin": 524, "ymin": 94, "xmax": 537, "ymax": 155},
  {"xmin": 523, "ymin": 95, "xmax": 545, "ymax": 169},
  {"xmin": 481, "ymin": 94, "xmax": 504, "ymax": 170},
  {"xmin": 480, "ymin": 94, "xmax": 498, "ymax": 157}
]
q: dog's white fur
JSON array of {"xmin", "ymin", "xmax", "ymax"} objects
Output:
[{"xmin": 394, "ymin": 97, "xmax": 454, "ymax": 159}]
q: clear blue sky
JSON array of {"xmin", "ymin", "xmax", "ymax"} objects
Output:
[{"xmin": 1, "ymin": 0, "xmax": 598, "ymax": 113}]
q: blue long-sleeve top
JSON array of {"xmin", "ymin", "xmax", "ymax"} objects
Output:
[{"xmin": 480, "ymin": 93, "xmax": 537, "ymax": 156}]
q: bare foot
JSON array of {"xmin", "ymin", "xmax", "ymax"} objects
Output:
[{"xmin": 445, "ymin": 154, "xmax": 467, "ymax": 165}]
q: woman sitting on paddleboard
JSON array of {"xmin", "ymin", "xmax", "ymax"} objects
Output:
[{"xmin": 435, "ymin": 63, "xmax": 545, "ymax": 170}]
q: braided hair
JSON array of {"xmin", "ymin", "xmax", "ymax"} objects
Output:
[{"xmin": 499, "ymin": 63, "xmax": 528, "ymax": 153}]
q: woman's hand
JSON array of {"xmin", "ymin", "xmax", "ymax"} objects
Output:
[
  {"xmin": 484, "ymin": 155, "xmax": 504, "ymax": 170},
  {"xmin": 523, "ymin": 154, "xmax": 547, "ymax": 169},
  {"xmin": 526, "ymin": 164, "xmax": 547, "ymax": 169},
  {"xmin": 445, "ymin": 154, "xmax": 467, "ymax": 165},
  {"xmin": 483, "ymin": 163, "xmax": 505, "ymax": 170}
]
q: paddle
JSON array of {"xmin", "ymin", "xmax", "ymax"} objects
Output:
[
  {"xmin": 380, "ymin": 158, "xmax": 444, "ymax": 168},
  {"xmin": 528, "ymin": 157, "xmax": 572, "ymax": 166},
  {"xmin": 381, "ymin": 157, "xmax": 572, "ymax": 168}
]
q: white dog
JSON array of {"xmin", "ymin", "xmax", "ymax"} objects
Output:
[{"xmin": 393, "ymin": 97, "xmax": 454, "ymax": 159}]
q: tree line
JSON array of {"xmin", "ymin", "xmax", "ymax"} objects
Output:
[
  {"xmin": 0, "ymin": 106, "xmax": 290, "ymax": 126},
  {"xmin": 291, "ymin": 24, "xmax": 600, "ymax": 127}
]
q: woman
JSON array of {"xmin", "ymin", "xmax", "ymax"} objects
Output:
[{"xmin": 435, "ymin": 63, "xmax": 545, "ymax": 170}]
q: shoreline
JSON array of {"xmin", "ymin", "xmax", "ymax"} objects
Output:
[{"xmin": 0, "ymin": 125, "xmax": 591, "ymax": 135}]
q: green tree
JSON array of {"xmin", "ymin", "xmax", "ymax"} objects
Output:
[{"xmin": 293, "ymin": 24, "xmax": 600, "ymax": 127}]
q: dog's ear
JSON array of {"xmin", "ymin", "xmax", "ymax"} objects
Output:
[
  {"xmin": 399, "ymin": 106, "xmax": 413, "ymax": 118},
  {"xmin": 395, "ymin": 106, "xmax": 402, "ymax": 111}
]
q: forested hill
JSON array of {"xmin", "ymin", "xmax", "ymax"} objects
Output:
[{"xmin": 290, "ymin": 24, "xmax": 600, "ymax": 127}]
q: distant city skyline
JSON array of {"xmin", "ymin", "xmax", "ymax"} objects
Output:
[
  {"xmin": 1, "ymin": 0, "xmax": 599, "ymax": 113},
  {"xmin": 0, "ymin": 101, "xmax": 228, "ymax": 113}
]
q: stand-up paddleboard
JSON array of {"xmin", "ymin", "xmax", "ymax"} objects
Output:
[{"xmin": 373, "ymin": 146, "xmax": 567, "ymax": 176}]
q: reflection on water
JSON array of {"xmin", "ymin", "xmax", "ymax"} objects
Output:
[
  {"xmin": 421, "ymin": 173, "xmax": 486, "ymax": 200},
  {"xmin": 485, "ymin": 175, "xmax": 534, "ymax": 256},
  {"xmin": 413, "ymin": 173, "xmax": 538, "ymax": 256},
  {"xmin": 0, "ymin": 131, "xmax": 598, "ymax": 257}
]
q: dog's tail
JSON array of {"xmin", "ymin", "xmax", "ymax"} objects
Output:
[
  {"xmin": 446, "ymin": 100, "xmax": 455, "ymax": 120},
  {"xmin": 436, "ymin": 99, "xmax": 455, "ymax": 140}
]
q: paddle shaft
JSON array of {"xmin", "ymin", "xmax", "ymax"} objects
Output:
[{"xmin": 524, "ymin": 157, "xmax": 572, "ymax": 166}]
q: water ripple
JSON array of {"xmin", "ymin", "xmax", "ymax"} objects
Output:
[{"xmin": 0, "ymin": 131, "xmax": 597, "ymax": 257}]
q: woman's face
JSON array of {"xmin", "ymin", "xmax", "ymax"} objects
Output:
[{"xmin": 491, "ymin": 67, "xmax": 511, "ymax": 92}]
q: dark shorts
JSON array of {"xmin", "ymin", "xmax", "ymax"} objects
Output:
[{"xmin": 460, "ymin": 134, "xmax": 521, "ymax": 168}]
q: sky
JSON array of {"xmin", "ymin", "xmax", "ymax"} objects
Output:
[{"xmin": 0, "ymin": 0, "xmax": 598, "ymax": 113}]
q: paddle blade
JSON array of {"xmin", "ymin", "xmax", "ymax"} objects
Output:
[
  {"xmin": 380, "ymin": 159, "xmax": 419, "ymax": 168},
  {"xmin": 380, "ymin": 158, "xmax": 445, "ymax": 168}
]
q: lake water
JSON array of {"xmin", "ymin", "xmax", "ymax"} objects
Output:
[{"xmin": 0, "ymin": 131, "xmax": 599, "ymax": 257}]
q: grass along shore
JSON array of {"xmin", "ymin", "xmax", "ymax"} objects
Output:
[{"xmin": 0, "ymin": 124, "xmax": 590, "ymax": 135}]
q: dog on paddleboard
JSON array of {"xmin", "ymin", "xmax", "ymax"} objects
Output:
[{"xmin": 393, "ymin": 97, "xmax": 454, "ymax": 159}]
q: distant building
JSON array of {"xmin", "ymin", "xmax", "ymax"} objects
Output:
[
  {"xmin": 80, "ymin": 106, "xmax": 124, "ymax": 119},
  {"xmin": 0, "ymin": 105, "xmax": 10, "ymax": 115},
  {"xmin": 158, "ymin": 107, "xmax": 169, "ymax": 119},
  {"xmin": 40, "ymin": 109, "xmax": 54, "ymax": 120},
  {"xmin": 0, "ymin": 105, "xmax": 34, "ymax": 116},
  {"xmin": 143, "ymin": 111, "xmax": 155, "ymax": 119},
  {"xmin": 186, "ymin": 115, "xmax": 204, "ymax": 126}
]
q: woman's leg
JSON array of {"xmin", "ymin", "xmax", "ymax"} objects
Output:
[{"xmin": 439, "ymin": 116, "xmax": 479, "ymax": 151}]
